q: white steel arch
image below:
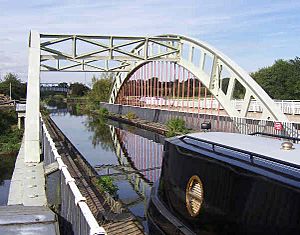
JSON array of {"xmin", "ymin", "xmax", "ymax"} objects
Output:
[
  {"xmin": 110, "ymin": 34, "xmax": 288, "ymax": 122},
  {"xmin": 24, "ymin": 31, "xmax": 288, "ymax": 163}
]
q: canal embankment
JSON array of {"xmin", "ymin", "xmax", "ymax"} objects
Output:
[
  {"xmin": 45, "ymin": 116, "xmax": 145, "ymax": 235},
  {"xmin": 93, "ymin": 103, "xmax": 191, "ymax": 137},
  {"xmin": 99, "ymin": 102, "xmax": 230, "ymax": 134},
  {"xmin": 49, "ymin": 109, "xmax": 166, "ymax": 233},
  {"xmin": 99, "ymin": 102, "xmax": 300, "ymax": 138},
  {"xmin": 102, "ymin": 112, "xmax": 168, "ymax": 136}
]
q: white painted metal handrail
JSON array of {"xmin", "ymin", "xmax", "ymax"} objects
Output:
[
  {"xmin": 140, "ymin": 97, "xmax": 300, "ymax": 115},
  {"xmin": 42, "ymin": 119, "xmax": 106, "ymax": 235},
  {"xmin": 110, "ymin": 34, "xmax": 288, "ymax": 122}
]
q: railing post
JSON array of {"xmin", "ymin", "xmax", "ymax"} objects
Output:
[{"xmin": 24, "ymin": 30, "xmax": 41, "ymax": 163}]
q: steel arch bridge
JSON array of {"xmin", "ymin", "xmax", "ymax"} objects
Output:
[
  {"xmin": 109, "ymin": 35, "xmax": 287, "ymax": 122},
  {"xmin": 24, "ymin": 31, "xmax": 287, "ymax": 163}
]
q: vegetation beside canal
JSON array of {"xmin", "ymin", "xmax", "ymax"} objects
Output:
[
  {"xmin": 43, "ymin": 94, "xmax": 66, "ymax": 108},
  {"xmin": 166, "ymin": 118, "xmax": 189, "ymax": 137},
  {"xmin": 125, "ymin": 111, "xmax": 137, "ymax": 120},
  {"xmin": 0, "ymin": 110, "xmax": 23, "ymax": 154},
  {"xmin": 96, "ymin": 176, "xmax": 118, "ymax": 196},
  {"xmin": 97, "ymin": 107, "xmax": 109, "ymax": 117}
]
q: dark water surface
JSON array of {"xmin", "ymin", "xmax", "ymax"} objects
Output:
[
  {"xmin": 0, "ymin": 153, "xmax": 17, "ymax": 205},
  {"xmin": 51, "ymin": 112, "xmax": 165, "ymax": 230}
]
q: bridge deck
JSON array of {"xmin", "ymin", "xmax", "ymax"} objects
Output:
[
  {"xmin": 1, "ymin": 141, "xmax": 59, "ymax": 234},
  {"xmin": 8, "ymin": 140, "xmax": 47, "ymax": 206},
  {"xmin": 0, "ymin": 205, "xmax": 59, "ymax": 235}
]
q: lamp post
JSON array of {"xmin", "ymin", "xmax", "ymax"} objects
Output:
[{"xmin": 9, "ymin": 82, "xmax": 12, "ymax": 100}]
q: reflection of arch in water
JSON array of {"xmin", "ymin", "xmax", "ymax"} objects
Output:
[
  {"xmin": 109, "ymin": 125, "xmax": 163, "ymax": 191},
  {"xmin": 109, "ymin": 125, "xmax": 152, "ymax": 203},
  {"xmin": 110, "ymin": 120, "xmax": 165, "ymax": 145},
  {"xmin": 112, "ymin": 126, "xmax": 163, "ymax": 183}
]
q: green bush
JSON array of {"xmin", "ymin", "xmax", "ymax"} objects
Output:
[
  {"xmin": 166, "ymin": 117, "xmax": 188, "ymax": 137},
  {"xmin": 44, "ymin": 94, "xmax": 66, "ymax": 108},
  {"xmin": 0, "ymin": 127, "xmax": 22, "ymax": 149},
  {"xmin": 96, "ymin": 176, "xmax": 118, "ymax": 196},
  {"xmin": 98, "ymin": 108, "xmax": 109, "ymax": 117},
  {"xmin": 125, "ymin": 111, "xmax": 137, "ymax": 120}
]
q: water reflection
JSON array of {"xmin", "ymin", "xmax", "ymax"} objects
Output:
[
  {"xmin": 51, "ymin": 112, "xmax": 165, "ymax": 230},
  {"xmin": 0, "ymin": 153, "xmax": 17, "ymax": 205},
  {"xmin": 112, "ymin": 126, "xmax": 163, "ymax": 183},
  {"xmin": 96, "ymin": 121, "xmax": 164, "ymax": 227},
  {"xmin": 85, "ymin": 115, "xmax": 115, "ymax": 151}
]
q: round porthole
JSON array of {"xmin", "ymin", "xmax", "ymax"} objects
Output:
[{"xmin": 186, "ymin": 175, "xmax": 204, "ymax": 217}]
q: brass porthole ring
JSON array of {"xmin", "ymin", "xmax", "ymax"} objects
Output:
[{"xmin": 186, "ymin": 175, "xmax": 204, "ymax": 217}]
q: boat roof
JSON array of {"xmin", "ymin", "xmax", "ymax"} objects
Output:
[{"xmin": 186, "ymin": 132, "xmax": 300, "ymax": 167}]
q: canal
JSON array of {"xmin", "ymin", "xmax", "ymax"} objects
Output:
[
  {"xmin": 0, "ymin": 153, "xmax": 17, "ymax": 206},
  {"xmin": 51, "ymin": 111, "xmax": 165, "ymax": 231}
]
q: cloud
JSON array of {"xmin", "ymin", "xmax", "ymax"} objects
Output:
[{"xmin": 0, "ymin": 0, "xmax": 299, "ymax": 81}]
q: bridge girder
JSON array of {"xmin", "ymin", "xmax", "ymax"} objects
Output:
[
  {"xmin": 39, "ymin": 34, "xmax": 180, "ymax": 72},
  {"xmin": 109, "ymin": 34, "xmax": 288, "ymax": 122},
  {"xmin": 24, "ymin": 31, "xmax": 288, "ymax": 163}
]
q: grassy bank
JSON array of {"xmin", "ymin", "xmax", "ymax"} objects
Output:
[{"xmin": 0, "ymin": 110, "xmax": 23, "ymax": 154}]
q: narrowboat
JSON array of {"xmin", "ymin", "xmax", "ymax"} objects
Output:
[{"xmin": 147, "ymin": 132, "xmax": 300, "ymax": 235}]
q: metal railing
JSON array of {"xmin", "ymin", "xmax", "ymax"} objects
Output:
[
  {"xmin": 100, "ymin": 103, "xmax": 300, "ymax": 142},
  {"xmin": 180, "ymin": 135, "xmax": 300, "ymax": 188},
  {"xmin": 141, "ymin": 98, "xmax": 300, "ymax": 115},
  {"xmin": 41, "ymin": 119, "xmax": 106, "ymax": 235}
]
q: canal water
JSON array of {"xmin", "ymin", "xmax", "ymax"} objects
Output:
[
  {"xmin": 51, "ymin": 112, "xmax": 165, "ymax": 231},
  {"xmin": 0, "ymin": 153, "xmax": 17, "ymax": 206}
]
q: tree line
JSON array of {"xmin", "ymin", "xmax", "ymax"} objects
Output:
[
  {"xmin": 250, "ymin": 57, "xmax": 300, "ymax": 100},
  {"xmin": 0, "ymin": 56, "xmax": 299, "ymax": 102}
]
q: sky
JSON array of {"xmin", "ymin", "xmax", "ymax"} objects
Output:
[{"xmin": 0, "ymin": 0, "xmax": 299, "ymax": 84}]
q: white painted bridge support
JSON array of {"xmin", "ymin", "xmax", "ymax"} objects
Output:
[{"xmin": 24, "ymin": 31, "xmax": 41, "ymax": 163}]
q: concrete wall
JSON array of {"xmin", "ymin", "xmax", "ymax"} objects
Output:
[
  {"xmin": 99, "ymin": 102, "xmax": 300, "ymax": 138},
  {"xmin": 100, "ymin": 102, "xmax": 237, "ymax": 132}
]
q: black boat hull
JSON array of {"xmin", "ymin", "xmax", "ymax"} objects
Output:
[{"xmin": 147, "ymin": 137, "xmax": 300, "ymax": 235}]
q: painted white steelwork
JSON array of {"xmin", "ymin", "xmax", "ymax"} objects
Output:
[
  {"xmin": 110, "ymin": 35, "xmax": 288, "ymax": 123},
  {"xmin": 24, "ymin": 31, "xmax": 41, "ymax": 162},
  {"xmin": 25, "ymin": 31, "xmax": 180, "ymax": 162},
  {"xmin": 39, "ymin": 34, "xmax": 180, "ymax": 72},
  {"xmin": 25, "ymin": 31, "xmax": 288, "ymax": 163}
]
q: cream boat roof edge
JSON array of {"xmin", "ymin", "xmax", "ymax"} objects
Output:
[{"xmin": 187, "ymin": 132, "xmax": 300, "ymax": 166}]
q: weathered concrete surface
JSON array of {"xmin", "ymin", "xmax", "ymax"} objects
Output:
[
  {"xmin": 100, "ymin": 102, "xmax": 300, "ymax": 137},
  {"xmin": 101, "ymin": 102, "xmax": 300, "ymax": 123},
  {"xmin": 8, "ymin": 140, "xmax": 47, "ymax": 206},
  {"xmin": 0, "ymin": 205, "xmax": 59, "ymax": 235}
]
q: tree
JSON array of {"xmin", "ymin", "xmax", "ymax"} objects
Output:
[
  {"xmin": 0, "ymin": 73, "xmax": 26, "ymax": 100},
  {"xmin": 69, "ymin": 82, "xmax": 90, "ymax": 97},
  {"xmin": 58, "ymin": 82, "xmax": 69, "ymax": 88},
  {"xmin": 251, "ymin": 57, "xmax": 300, "ymax": 100},
  {"xmin": 87, "ymin": 73, "xmax": 114, "ymax": 105}
]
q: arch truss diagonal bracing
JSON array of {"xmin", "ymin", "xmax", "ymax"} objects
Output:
[
  {"xmin": 24, "ymin": 31, "xmax": 288, "ymax": 163},
  {"xmin": 39, "ymin": 34, "xmax": 180, "ymax": 72},
  {"xmin": 110, "ymin": 35, "xmax": 288, "ymax": 123}
]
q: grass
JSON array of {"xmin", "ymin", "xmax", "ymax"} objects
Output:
[{"xmin": 125, "ymin": 111, "xmax": 137, "ymax": 120}]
